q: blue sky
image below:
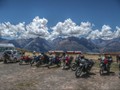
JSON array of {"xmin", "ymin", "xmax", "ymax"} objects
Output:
[{"xmin": 0, "ymin": 0, "xmax": 120, "ymax": 29}]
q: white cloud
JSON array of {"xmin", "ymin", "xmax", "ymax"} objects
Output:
[
  {"xmin": 0, "ymin": 22, "xmax": 26, "ymax": 39},
  {"xmin": 26, "ymin": 16, "xmax": 49, "ymax": 39},
  {"xmin": 0, "ymin": 17, "xmax": 120, "ymax": 40},
  {"xmin": 99, "ymin": 25, "xmax": 113, "ymax": 40},
  {"xmin": 87, "ymin": 25, "xmax": 115, "ymax": 40},
  {"xmin": 0, "ymin": 16, "xmax": 50, "ymax": 39},
  {"xmin": 50, "ymin": 18, "xmax": 92, "ymax": 39},
  {"xmin": 87, "ymin": 29, "xmax": 100, "ymax": 39},
  {"xmin": 113, "ymin": 26, "xmax": 120, "ymax": 38}
]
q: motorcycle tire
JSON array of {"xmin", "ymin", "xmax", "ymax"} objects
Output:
[
  {"xmin": 3, "ymin": 59, "xmax": 7, "ymax": 64},
  {"xmin": 57, "ymin": 61, "xmax": 61, "ymax": 67},
  {"xmin": 19, "ymin": 60, "xmax": 23, "ymax": 65},
  {"xmin": 75, "ymin": 67, "xmax": 83, "ymax": 78},
  {"xmin": 36, "ymin": 61, "xmax": 41, "ymax": 67},
  {"xmin": 30, "ymin": 60, "xmax": 34, "ymax": 66},
  {"xmin": 71, "ymin": 63, "xmax": 77, "ymax": 71},
  {"xmin": 13, "ymin": 58, "xmax": 17, "ymax": 63},
  {"xmin": 100, "ymin": 67, "xmax": 104, "ymax": 75},
  {"xmin": 119, "ymin": 72, "xmax": 120, "ymax": 78}
]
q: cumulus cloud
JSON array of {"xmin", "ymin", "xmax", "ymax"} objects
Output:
[
  {"xmin": 0, "ymin": 16, "xmax": 50, "ymax": 39},
  {"xmin": 0, "ymin": 17, "xmax": 120, "ymax": 40},
  {"xmin": 113, "ymin": 26, "xmax": 120, "ymax": 38},
  {"xmin": 50, "ymin": 18, "xmax": 92, "ymax": 39},
  {"xmin": 100, "ymin": 25, "xmax": 113, "ymax": 39},
  {"xmin": 87, "ymin": 29, "xmax": 100, "ymax": 39},
  {"xmin": 0, "ymin": 22, "xmax": 26, "ymax": 39},
  {"xmin": 25, "ymin": 16, "xmax": 49, "ymax": 39},
  {"xmin": 87, "ymin": 25, "xmax": 115, "ymax": 40}
]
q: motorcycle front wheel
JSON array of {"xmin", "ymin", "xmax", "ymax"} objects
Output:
[
  {"xmin": 99, "ymin": 67, "xmax": 104, "ymax": 75},
  {"xmin": 19, "ymin": 60, "xmax": 23, "ymax": 65},
  {"xmin": 71, "ymin": 63, "xmax": 77, "ymax": 71},
  {"xmin": 75, "ymin": 67, "xmax": 83, "ymax": 78}
]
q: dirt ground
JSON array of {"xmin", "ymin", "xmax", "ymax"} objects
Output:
[{"xmin": 0, "ymin": 61, "xmax": 120, "ymax": 90}]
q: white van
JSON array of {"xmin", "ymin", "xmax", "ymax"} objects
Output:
[
  {"xmin": 3, "ymin": 50, "xmax": 22, "ymax": 63},
  {"xmin": 0, "ymin": 43, "xmax": 15, "ymax": 61}
]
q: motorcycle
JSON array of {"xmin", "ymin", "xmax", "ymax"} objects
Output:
[
  {"xmin": 62, "ymin": 56, "xmax": 73, "ymax": 70},
  {"xmin": 30, "ymin": 56, "xmax": 41, "ymax": 66},
  {"xmin": 48, "ymin": 56, "xmax": 61, "ymax": 68},
  {"xmin": 19, "ymin": 56, "xmax": 32, "ymax": 65},
  {"xmin": 35, "ymin": 55, "xmax": 49, "ymax": 67},
  {"xmin": 75, "ymin": 59, "xmax": 94, "ymax": 78},
  {"xmin": 99, "ymin": 59, "xmax": 110, "ymax": 75}
]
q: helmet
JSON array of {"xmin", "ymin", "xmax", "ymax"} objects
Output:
[
  {"xmin": 33, "ymin": 51, "xmax": 36, "ymax": 53},
  {"xmin": 39, "ymin": 53, "xmax": 41, "ymax": 56}
]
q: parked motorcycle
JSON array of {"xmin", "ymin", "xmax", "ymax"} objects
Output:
[
  {"xmin": 36, "ymin": 55, "xmax": 49, "ymax": 67},
  {"xmin": 75, "ymin": 59, "xmax": 94, "ymax": 78},
  {"xmin": 62, "ymin": 56, "xmax": 73, "ymax": 70},
  {"xmin": 30, "ymin": 56, "xmax": 41, "ymax": 66},
  {"xmin": 99, "ymin": 59, "xmax": 110, "ymax": 75},
  {"xmin": 48, "ymin": 56, "xmax": 61, "ymax": 68},
  {"xmin": 19, "ymin": 56, "xmax": 32, "ymax": 65}
]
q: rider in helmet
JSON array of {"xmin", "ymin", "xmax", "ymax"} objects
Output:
[{"xmin": 33, "ymin": 51, "xmax": 36, "ymax": 57}]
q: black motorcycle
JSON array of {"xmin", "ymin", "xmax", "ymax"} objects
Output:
[
  {"xmin": 75, "ymin": 59, "xmax": 94, "ymax": 78},
  {"xmin": 48, "ymin": 56, "xmax": 61, "ymax": 68},
  {"xmin": 30, "ymin": 56, "xmax": 41, "ymax": 66},
  {"xmin": 35, "ymin": 55, "xmax": 49, "ymax": 67}
]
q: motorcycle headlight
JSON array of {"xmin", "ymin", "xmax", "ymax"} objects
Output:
[{"xmin": 80, "ymin": 63, "xmax": 83, "ymax": 66}]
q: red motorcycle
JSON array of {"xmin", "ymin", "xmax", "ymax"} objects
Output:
[
  {"xmin": 99, "ymin": 58, "xmax": 110, "ymax": 75},
  {"xmin": 19, "ymin": 56, "xmax": 32, "ymax": 65},
  {"xmin": 62, "ymin": 56, "xmax": 73, "ymax": 69}
]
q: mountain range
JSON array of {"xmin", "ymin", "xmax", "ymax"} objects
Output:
[{"xmin": 0, "ymin": 37, "xmax": 120, "ymax": 53}]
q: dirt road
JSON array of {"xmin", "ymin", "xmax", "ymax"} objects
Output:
[{"xmin": 0, "ymin": 62, "xmax": 120, "ymax": 90}]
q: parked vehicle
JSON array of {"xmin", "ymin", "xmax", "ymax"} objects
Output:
[
  {"xmin": 30, "ymin": 55, "xmax": 41, "ymax": 66},
  {"xmin": 3, "ymin": 50, "xmax": 21, "ymax": 63},
  {"xmin": 19, "ymin": 55, "xmax": 32, "ymax": 65},
  {"xmin": 35, "ymin": 54, "xmax": 49, "ymax": 67},
  {"xmin": 0, "ymin": 43, "xmax": 15, "ymax": 61},
  {"xmin": 48, "ymin": 56, "xmax": 61, "ymax": 68},
  {"xmin": 99, "ymin": 59, "xmax": 110, "ymax": 75},
  {"xmin": 75, "ymin": 59, "xmax": 94, "ymax": 78},
  {"xmin": 62, "ymin": 56, "xmax": 73, "ymax": 69}
]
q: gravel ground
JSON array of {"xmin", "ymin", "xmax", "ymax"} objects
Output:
[{"xmin": 0, "ymin": 62, "xmax": 120, "ymax": 90}]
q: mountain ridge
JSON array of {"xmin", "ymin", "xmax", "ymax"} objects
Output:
[{"xmin": 0, "ymin": 37, "xmax": 120, "ymax": 53}]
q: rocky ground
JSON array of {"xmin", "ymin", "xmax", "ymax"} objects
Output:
[{"xmin": 0, "ymin": 62, "xmax": 120, "ymax": 90}]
